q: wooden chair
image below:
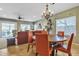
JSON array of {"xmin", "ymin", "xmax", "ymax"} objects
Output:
[
  {"xmin": 27, "ymin": 30, "xmax": 48, "ymax": 52},
  {"xmin": 33, "ymin": 30, "xmax": 42, "ymax": 35},
  {"xmin": 27, "ymin": 31, "xmax": 34, "ymax": 52},
  {"xmin": 41, "ymin": 31, "xmax": 48, "ymax": 34},
  {"xmin": 56, "ymin": 33, "xmax": 74, "ymax": 56},
  {"xmin": 27, "ymin": 30, "xmax": 42, "ymax": 52},
  {"xmin": 57, "ymin": 31, "xmax": 64, "ymax": 37},
  {"xmin": 35, "ymin": 33, "xmax": 52, "ymax": 56}
]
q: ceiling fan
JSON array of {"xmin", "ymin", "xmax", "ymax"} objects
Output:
[{"xmin": 18, "ymin": 15, "xmax": 23, "ymax": 19}]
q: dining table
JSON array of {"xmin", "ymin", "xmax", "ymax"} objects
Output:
[
  {"xmin": 48, "ymin": 34, "xmax": 68, "ymax": 56},
  {"xmin": 32, "ymin": 34, "xmax": 68, "ymax": 56}
]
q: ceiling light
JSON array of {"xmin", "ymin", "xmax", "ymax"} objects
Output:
[
  {"xmin": 42, "ymin": 4, "xmax": 53, "ymax": 19},
  {"xmin": 41, "ymin": 4, "xmax": 54, "ymax": 33}
]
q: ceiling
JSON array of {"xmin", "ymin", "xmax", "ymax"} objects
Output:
[{"xmin": 0, "ymin": 3, "xmax": 79, "ymax": 22}]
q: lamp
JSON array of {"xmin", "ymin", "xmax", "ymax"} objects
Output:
[
  {"xmin": 42, "ymin": 4, "xmax": 54, "ymax": 33},
  {"xmin": 42, "ymin": 4, "xmax": 53, "ymax": 20}
]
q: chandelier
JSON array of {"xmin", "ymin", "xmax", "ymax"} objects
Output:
[
  {"xmin": 42, "ymin": 4, "xmax": 53, "ymax": 20},
  {"xmin": 42, "ymin": 4, "xmax": 54, "ymax": 33}
]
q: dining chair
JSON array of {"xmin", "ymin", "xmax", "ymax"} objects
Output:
[
  {"xmin": 27, "ymin": 31, "xmax": 34, "ymax": 52},
  {"xmin": 57, "ymin": 31, "xmax": 64, "ymax": 37},
  {"xmin": 56, "ymin": 33, "xmax": 74, "ymax": 56},
  {"xmin": 27, "ymin": 30, "xmax": 48, "ymax": 52},
  {"xmin": 33, "ymin": 30, "xmax": 42, "ymax": 35},
  {"xmin": 35, "ymin": 33, "xmax": 52, "ymax": 56},
  {"xmin": 42, "ymin": 30, "xmax": 48, "ymax": 34}
]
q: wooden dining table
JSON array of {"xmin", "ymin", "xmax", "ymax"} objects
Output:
[
  {"xmin": 48, "ymin": 35, "xmax": 67, "ymax": 42},
  {"xmin": 48, "ymin": 34, "xmax": 68, "ymax": 56}
]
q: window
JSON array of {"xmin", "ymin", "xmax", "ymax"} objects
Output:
[
  {"xmin": 20, "ymin": 24, "xmax": 31, "ymax": 31},
  {"xmin": 56, "ymin": 16, "xmax": 76, "ymax": 36},
  {"xmin": 2, "ymin": 23, "xmax": 15, "ymax": 38}
]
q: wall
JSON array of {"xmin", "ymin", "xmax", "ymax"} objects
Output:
[
  {"xmin": 35, "ymin": 19, "xmax": 47, "ymax": 30},
  {"xmin": 35, "ymin": 17, "xmax": 56, "ymax": 34},
  {"xmin": 0, "ymin": 38, "xmax": 7, "ymax": 49}
]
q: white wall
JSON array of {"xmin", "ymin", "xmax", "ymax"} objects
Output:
[{"xmin": 0, "ymin": 38, "xmax": 7, "ymax": 49}]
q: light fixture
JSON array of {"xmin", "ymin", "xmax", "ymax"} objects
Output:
[
  {"xmin": 41, "ymin": 4, "xmax": 55, "ymax": 33},
  {"xmin": 42, "ymin": 4, "xmax": 53, "ymax": 20},
  {"xmin": 18, "ymin": 16, "xmax": 22, "ymax": 19}
]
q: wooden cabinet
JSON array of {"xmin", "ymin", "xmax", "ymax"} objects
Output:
[
  {"xmin": 17, "ymin": 31, "xmax": 28, "ymax": 45},
  {"xmin": 7, "ymin": 37, "xmax": 15, "ymax": 46}
]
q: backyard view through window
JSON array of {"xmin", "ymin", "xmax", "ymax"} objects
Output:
[
  {"xmin": 2, "ymin": 23, "xmax": 15, "ymax": 38},
  {"xmin": 20, "ymin": 24, "xmax": 31, "ymax": 31},
  {"xmin": 56, "ymin": 16, "xmax": 76, "ymax": 36}
]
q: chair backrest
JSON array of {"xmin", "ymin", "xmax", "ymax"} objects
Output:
[
  {"xmin": 41, "ymin": 31, "xmax": 48, "ymax": 34},
  {"xmin": 34, "ymin": 30, "xmax": 47, "ymax": 34},
  {"xmin": 36, "ymin": 33, "xmax": 50, "ymax": 56},
  {"xmin": 33, "ymin": 30, "xmax": 42, "ymax": 35},
  {"xmin": 67, "ymin": 33, "xmax": 74, "ymax": 51},
  {"xmin": 58, "ymin": 31, "xmax": 64, "ymax": 37}
]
